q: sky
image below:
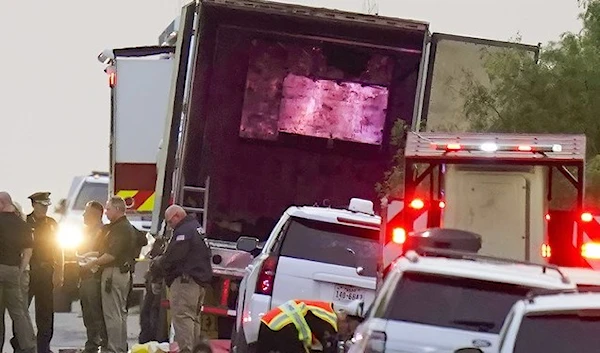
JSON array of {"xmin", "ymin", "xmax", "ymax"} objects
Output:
[{"xmin": 0, "ymin": 0, "xmax": 584, "ymax": 214}]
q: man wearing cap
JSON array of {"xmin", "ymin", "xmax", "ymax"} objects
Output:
[{"xmin": 26, "ymin": 191, "xmax": 65, "ymax": 353}]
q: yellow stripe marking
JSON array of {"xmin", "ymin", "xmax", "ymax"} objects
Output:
[{"xmin": 138, "ymin": 193, "xmax": 155, "ymax": 212}]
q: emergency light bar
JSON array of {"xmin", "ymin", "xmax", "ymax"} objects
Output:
[{"xmin": 432, "ymin": 142, "xmax": 563, "ymax": 153}]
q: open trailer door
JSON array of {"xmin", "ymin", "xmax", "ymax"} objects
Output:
[
  {"xmin": 418, "ymin": 33, "xmax": 540, "ymax": 132},
  {"xmin": 108, "ymin": 46, "xmax": 174, "ymax": 216},
  {"xmin": 152, "ymin": 1, "xmax": 197, "ymax": 235}
]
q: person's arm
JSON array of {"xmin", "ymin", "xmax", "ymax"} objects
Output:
[
  {"xmin": 20, "ymin": 221, "xmax": 34, "ymax": 272},
  {"xmin": 157, "ymin": 232, "xmax": 191, "ymax": 271},
  {"xmin": 84, "ymin": 228, "xmax": 124, "ymax": 269},
  {"xmin": 20, "ymin": 248, "xmax": 32, "ymax": 273}
]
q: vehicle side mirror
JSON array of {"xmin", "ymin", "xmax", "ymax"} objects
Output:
[
  {"xmin": 54, "ymin": 198, "xmax": 67, "ymax": 215},
  {"xmin": 454, "ymin": 349, "xmax": 484, "ymax": 353},
  {"xmin": 237, "ymin": 236, "xmax": 260, "ymax": 253}
]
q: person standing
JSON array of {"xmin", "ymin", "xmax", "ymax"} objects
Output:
[
  {"xmin": 78, "ymin": 201, "xmax": 108, "ymax": 353},
  {"xmin": 2, "ymin": 200, "xmax": 34, "ymax": 353},
  {"xmin": 138, "ymin": 234, "xmax": 167, "ymax": 344},
  {"xmin": 154, "ymin": 205, "xmax": 213, "ymax": 353},
  {"xmin": 27, "ymin": 191, "xmax": 65, "ymax": 353},
  {"xmin": 0, "ymin": 192, "xmax": 37, "ymax": 353},
  {"xmin": 82, "ymin": 196, "xmax": 134, "ymax": 353}
]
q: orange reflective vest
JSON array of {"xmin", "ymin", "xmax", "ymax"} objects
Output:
[{"xmin": 261, "ymin": 300, "xmax": 338, "ymax": 349}]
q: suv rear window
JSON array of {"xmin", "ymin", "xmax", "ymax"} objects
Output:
[
  {"xmin": 73, "ymin": 182, "xmax": 109, "ymax": 210},
  {"xmin": 382, "ymin": 272, "xmax": 533, "ymax": 334},
  {"xmin": 513, "ymin": 312, "xmax": 600, "ymax": 352},
  {"xmin": 278, "ymin": 217, "xmax": 379, "ymax": 276}
]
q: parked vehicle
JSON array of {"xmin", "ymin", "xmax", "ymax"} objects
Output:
[
  {"xmin": 379, "ymin": 132, "xmax": 589, "ymax": 284},
  {"xmin": 349, "ymin": 249, "xmax": 576, "ymax": 353},
  {"xmin": 234, "ymin": 198, "xmax": 379, "ymax": 352},
  {"xmin": 480, "ymin": 291, "xmax": 600, "ymax": 353}
]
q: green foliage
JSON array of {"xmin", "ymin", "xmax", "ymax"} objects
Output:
[
  {"xmin": 461, "ymin": 0, "xmax": 600, "ymax": 207},
  {"xmin": 375, "ymin": 119, "xmax": 408, "ymax": 198}
]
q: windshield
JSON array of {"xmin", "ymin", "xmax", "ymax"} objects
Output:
[
  {"xmin": 382, "ymin": 272, "xmax": 533, "ymax": 334},
  {"xmin": 513, "ymin": 312, "xmax": 600, "ymax": 352},
  {"xmin": 72, "ymin": 182, "xmax": 108, "ymax": 211},
  {"xmin": 278, "ymin": 217, "xmax": 379, "ymax": 276}
]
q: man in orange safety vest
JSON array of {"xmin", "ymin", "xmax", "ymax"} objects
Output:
[{"xmin": 257, "ymin": 299, "xmax": 362, "ymax": 353}]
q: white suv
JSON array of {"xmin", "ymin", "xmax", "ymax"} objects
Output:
[
  {"xmin": 486, "ymin": 291, "xmax": 600, "ymax": 353},
  {"xmin": 232, "ymin": 198, "xmax": 380, "ymax": 353},
  {"xmin": 348, "ymin": 249, "xmax": 576, "ymax": 353}
]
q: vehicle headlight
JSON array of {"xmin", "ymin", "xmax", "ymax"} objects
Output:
[{"xmin": 58, "ymin": 224, "xmax": 83, "ymax": 249}]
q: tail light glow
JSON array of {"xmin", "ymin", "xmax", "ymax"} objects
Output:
[
  {"xmin": 446, "ymin": 143, "xmax": 461, "ymax": 150},
  {"xmin": 392, "ymin": 228, "xmax": 406, "ymax": 244},
  {"xmin": 255, "ymin": 256, "xmax": 278, "ymax": 295},
  {"xmin": 541, "ymin": 243, "xmax": 551, "ymax": 258},
  {"xmin": 438, "ymin": 201, "xmax": 446, "ymax": 209},
  {"xmin": 582, "ymin": 242, "xmax": 600, "ymax": 259},
  {"xmin": 108, "ymin": 72, "xmax": 116, "ymax": 88},
  {"xmin": 409, "ymin": 198, "xmax": 425, "ymax": 210},
  {"xmin": 517, "ymin": 145, "xmax": 532, "ymax": 152},
  {"xmin": 545, "ymin": 213, "xmax": 551, "ymax": 221},
  {"xmin": 581, "ymin": 212, "xmax": 593, "ymax": 222}
]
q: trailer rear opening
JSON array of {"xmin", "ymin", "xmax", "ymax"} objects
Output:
[{"xmin": 179, "ymin": 1, "xmax": 431, "ymax": 243}]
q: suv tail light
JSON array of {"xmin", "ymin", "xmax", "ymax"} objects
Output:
[{"xmin": 255, "ymin": 256, "xmax": 278, "ymax": 295}]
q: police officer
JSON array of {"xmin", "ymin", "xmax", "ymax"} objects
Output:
[
  {"xmin": 257, "ymin": 299, "xmax": 363, "ymax": 353},
  {"xmin": 153, "ymin": 205, "xmax": 213, "ymax": 353},
  {"xmin": 26, "ymin": 191, "xmax": 65, "ymax": 353},
  {"xmin": 81, "ymin": 196, "xmax": 135, "ymax": 353}
]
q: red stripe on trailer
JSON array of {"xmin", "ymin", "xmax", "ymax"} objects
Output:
[
  {"xmin": 114, "ymin": 163, "xmax": 157, "ymax": 191},
  {"xmin": 576, "ymin": 216, "xmax": 600, "ymax": 270}
]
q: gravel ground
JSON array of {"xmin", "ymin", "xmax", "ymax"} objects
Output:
[{"xmin": 3, "ymin": 299, "xmax": 142, "ymax": 352}]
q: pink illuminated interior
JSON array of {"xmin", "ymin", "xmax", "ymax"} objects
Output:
[{"xmin": 239, "ymin": 39, "xmax": 393, "ymax": 145}]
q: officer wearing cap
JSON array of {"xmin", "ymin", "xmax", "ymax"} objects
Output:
[{"xmin": 25, "ymin": 191, "xmax": 65, "ymax": 353}]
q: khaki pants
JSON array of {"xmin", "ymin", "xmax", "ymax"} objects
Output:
[
  {"xmin": 0, "ymin": 265, "xmax": 36, "ymax": 353},
  {"xmin": 170, "ymin": 277, "xmax": 206, "ymax": 353},
  {"xmin": 101, "ymin": 267, "xmax": 131, "ymax": 353}
]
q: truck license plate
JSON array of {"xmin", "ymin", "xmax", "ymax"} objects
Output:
[{"xmin": 334, "ymin": 284, "xmax": 365, "ymax": 302}]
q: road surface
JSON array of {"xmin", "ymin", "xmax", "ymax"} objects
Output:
[{"xmin": 3, "ymin": 299, "xmax": 142, "ymax": 352}]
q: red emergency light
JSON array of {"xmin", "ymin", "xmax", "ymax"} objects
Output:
[
  {"xmin": 438, "ymin": 201, "xmax": 446, "ymax": 209},
  {"xmin": 582, "ymin": 242, "xmax": 600, "ymax": 259},
  {"xmin": 409, "ymin": 198, "xmax": 425, "ymax": 210},
  {"xmin": 432, "ymin": 142, "xmax": 563, "ymax": 153},
  {"xmin": 392, "ymin": 227, "xmax": 406, "ymax": 244},
  {"xmin": 108, "ymin": 72, "xmax": 116, "ymax": 88},
  {"xmin": 581, "ymin": 212, "xmax": 594, "ymax": 222}
]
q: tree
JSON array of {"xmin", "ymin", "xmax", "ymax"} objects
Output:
[{"xmin": 460, "ymin": 0, "xmax": 600, "ymax": 208}]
